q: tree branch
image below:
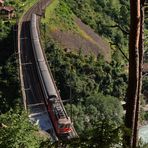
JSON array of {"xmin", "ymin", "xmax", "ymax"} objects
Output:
[
  {"xmin": 107, "ymin": 24, "xmax": 129, "ymax": 35},
  {"xmin": 109, "ymin": 42, "xmax": 129, "ymax": 61}
]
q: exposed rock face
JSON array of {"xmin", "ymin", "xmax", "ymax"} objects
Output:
[{"xmin": 50, "ymin": 17, "xmax": 111, "ymax": 61}]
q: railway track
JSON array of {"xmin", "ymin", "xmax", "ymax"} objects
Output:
[{"xmin": 18, "ymin": 0, "xmax": 78, "ymax": 141}]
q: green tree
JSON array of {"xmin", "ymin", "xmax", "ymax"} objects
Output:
[
  {"xmin": 0, "ymin": 55, "xmax": 20, "ymax": 113},
  {"xmin": 0, "ymin": 20, "xmax": 11, "ymax": 40},
  {"xmin": 0, "ymin": 108, "xmax": 45, "ymax": 148},
  {"xmin": 64, "ymin": 93, "xmax": 123, "ymax": 148}
]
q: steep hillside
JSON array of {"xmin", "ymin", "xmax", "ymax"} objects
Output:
[
  {"xmin": 41, "ymin": 0, "xmax": 111, "ymax": 61},
  {"xmin": 64, "ymin": 0, "xmax": 129, "ymax": 46},
  {"xmin": 64, "ymin": 0, "xmax": 130, "ymax": 63}
]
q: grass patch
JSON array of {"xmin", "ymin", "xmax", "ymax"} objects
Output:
[
  {"xmin": 42, "ymin": 0, "xmax": 77, "ymax": 31},
  {"xmin": 16, "ymin": 0, "xmax": 38, "ymax": 20},
  {"xmin": 42, "ymin": 0, "xmax": 59, "ymax": 24},
  {"xmin": 23, "ymin": 0, "xmax": 38, "ymax": 12}
]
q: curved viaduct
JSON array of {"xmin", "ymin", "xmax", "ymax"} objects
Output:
[{"xmin": 18, "ymin": 0, "xmax": 77, "ymax": 140}]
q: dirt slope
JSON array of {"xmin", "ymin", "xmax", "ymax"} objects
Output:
[{"xmin": 50, "ymin": 17, "xmax": 111, "ymax": 61}]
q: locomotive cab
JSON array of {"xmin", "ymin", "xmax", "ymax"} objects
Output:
[
  {"xmin": 58, "ymin": 117, "xmax": 72, "ymax": 134},
  {"xmin": 48, "ymin": 95, "xmax": 72, "ymax": 135}
]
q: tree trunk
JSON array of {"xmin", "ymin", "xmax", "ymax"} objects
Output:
[
  {"xmin": 133, "ymin": 1, "xmax": 145, "ymax": 147},
  {"xmin": 124, "ymin": 0, "xmax": 141, "ymax": 147}
]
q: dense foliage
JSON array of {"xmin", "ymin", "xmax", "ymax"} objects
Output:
[
  {"xmin": 0, "ymin": 108, "xmax": 46, "ymax": 148},
  {"xmin": 44, "ymin": 39, "xmax": 125, "ymax": 146},
  {"xmin": 46, "ymin": 40, "xmax": 127, "ymax": 102},
  {"xmin": 0, "ymin": 28, "xmax": 20, "ymax": 113},
  {"xmin": 0, "ymin": 21, "xmax": 12, "ymax": 40}
]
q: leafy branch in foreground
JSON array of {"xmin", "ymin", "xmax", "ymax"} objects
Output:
[{"xmin": 0, "ymin": 108, "xmax": 46, "ymax": 148}]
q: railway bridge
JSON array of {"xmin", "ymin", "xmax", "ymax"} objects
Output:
[{"xmin": 18, "ymin": 0, "xmax": 77, "ymax": 141}]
